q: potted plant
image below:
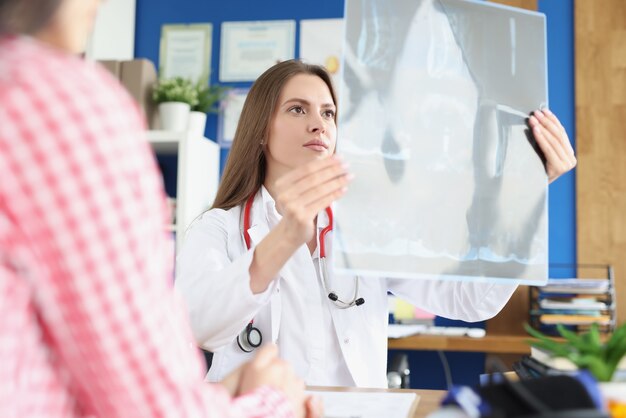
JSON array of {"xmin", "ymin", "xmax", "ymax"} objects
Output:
[
  {"xmin": 525, "ymin": 322, "xmax": 626, "ymax": 414},
  {"xmin": 187, "ymin": 83, "xmax": 230, "ymax": 137},
  {"xmin": 152, "ymin": 77, "xmax": 198, "ymax": 131}
]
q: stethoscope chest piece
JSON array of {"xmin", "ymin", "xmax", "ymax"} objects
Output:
[
  {"xmin": 237, "ymin": 322, "xmax": 262, "ymax": 353},
  {"xmin": 236, "ymin": 193, "xmax": 366, "ymax": 353}
]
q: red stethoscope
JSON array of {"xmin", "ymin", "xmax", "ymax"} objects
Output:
[{"xmin": 238, "ymin": 192, "xmax": 365, "ymax": 352}]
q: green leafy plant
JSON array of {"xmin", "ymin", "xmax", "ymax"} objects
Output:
[
  {"xmin": 152, "ymin": 77, "xmax": 198, "ymax": 106},
  {"xmin": 192, "ymin": 83, "xmax": 230, "ymax": 114},
  {"xmin": 524, "ymin": 322, "xmax": 626, "ymax": 381}
]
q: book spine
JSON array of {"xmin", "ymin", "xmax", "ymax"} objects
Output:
[{"xmin": 512, "ymin": 361, "xmax": 535, "ymax": 380}]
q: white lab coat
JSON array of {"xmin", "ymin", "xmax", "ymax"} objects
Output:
[{"xmin": 175, "ymin": 187, "xmax": 517, "ymax": 388}]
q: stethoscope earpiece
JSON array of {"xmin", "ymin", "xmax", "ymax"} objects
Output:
[{"xmin": 328, "ymin": 291, "xmax": 366, "ymax": 307}]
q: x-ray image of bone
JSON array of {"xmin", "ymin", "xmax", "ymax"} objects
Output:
[
  {"xmin": 437, "ymin": 0, "xmax": 548, "ymax": 280},
  {"xmin": 338, "ymin": 0, "xmax": 421, "ymax": 184},
  {"xmin": 333, "ymin": 0, "xmax": 548, "ymax": 284},
  {"xmin": 440, "ymin": 102, "xmax": 547, "ymax": 280}
]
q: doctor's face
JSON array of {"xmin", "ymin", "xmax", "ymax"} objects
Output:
[{"xmin": 265, "ymin": 73, "xmax": 337, "ymax": 176}]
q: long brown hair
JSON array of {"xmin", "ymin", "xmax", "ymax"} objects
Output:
[
  {"xmin": 212, "ymin": 59, "xmax": 338, "ymax": 210},
  {"xmin": 0, "ymin": 0, "xmax": 63, "ymax": 34}
]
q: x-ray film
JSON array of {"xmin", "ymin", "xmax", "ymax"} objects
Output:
[{"xmin": 333, "ymin": 0, "xmax": 549, "ymax": 285}]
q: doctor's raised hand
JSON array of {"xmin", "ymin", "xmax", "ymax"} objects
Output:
[{"xmin": 250, "ymin": 158, "xmax": 351, "ymax": 294}]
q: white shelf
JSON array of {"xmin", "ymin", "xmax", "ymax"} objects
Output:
[
  {"xmin": 146, "ymin": 130, "xmax": 186, "ymax": 153},
  {"xmin": 147, "ymin": 130, "xmax": 220, "ymax": 252}
]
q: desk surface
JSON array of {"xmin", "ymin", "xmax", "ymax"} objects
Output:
[
  {"xmin": 412, "ymin": 389, "xmax": 446, "ymax": 418},
  {"xmin": 308, "ymin": 386, "xmax": 445, "ymax": 418},
  {"xmin": 388, "ymin": 334, "xmax": 534, "ymax": 354}
]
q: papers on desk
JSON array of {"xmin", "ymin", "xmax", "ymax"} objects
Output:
[
  {"xmin": 388, "ymin": 324, "xmax": 428, "ymax": 338},
  {"xmin": 388, "ymin": 324, "xmax": 486, "ymax": 338},
  {"xmin": 307, "ymin": 390, "xmax": 417, "ymax": 418},
  {"xmin": 539, "ymin": 297, "xmax": 608, "ymax": 310},
  {"xmin": 538, "ymin": 314, "xmax": 611, "ymax": 325},
  {"xmin": 540, "ymin": 278, "xmax": 609, "ymax": 294}
]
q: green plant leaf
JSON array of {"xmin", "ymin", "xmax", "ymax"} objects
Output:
[
  {"xmin": 571, "ymin": 354, "xmax": 613, "ymax": 381},
  {"xmin": 606, "ymin": 322, "xmax": 626, "ymax": 353},
  {"xmin": 556, "ymin": 324, "xmax": 589, "ymax": 349},
  {"xmin": 152, "ymin": 77, "xmax": 199, "ymax": 106},
  {"xmin": 566, "ymin": 324, "xmax": 603, "ymax": 356},
  {"xmin": 523, "ymin": 324, "xmax": 572, "ymax": 356},
  {"xmin": 605, "ymin": 323, "xmax": 626, "ymax": 372},
  {"xmin": 586, "ymin": 323, "xmax": 602, "ymax": 349},
  {"xmin": 192, "ymin": 83, "xmax": 230, "ymax": 113},
  {"xmin": 524, "ymin": 323, "xmax": 550, "ymax": 340}
]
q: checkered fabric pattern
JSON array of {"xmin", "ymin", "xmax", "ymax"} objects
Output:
[{"xmin": 0, "ymin": 35, "xmax": 293, "ymax": 418}]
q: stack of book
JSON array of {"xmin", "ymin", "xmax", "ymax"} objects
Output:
[
  {"xmin": 513, "ymin": 346, "xmax": 626, "ymax": 381},
  {"xmin": 530, "ymin": 277, "xmax": 616, "ymax": 335}
]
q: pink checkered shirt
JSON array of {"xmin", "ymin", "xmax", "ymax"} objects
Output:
[{"xmin": 0, "ymin": 35, "xmax": 293, "ymax": 418}]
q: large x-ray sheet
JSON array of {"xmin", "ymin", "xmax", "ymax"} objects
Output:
[{"xmin": 333, "ymin": 0, "xmax": 548, "ymax": 285}]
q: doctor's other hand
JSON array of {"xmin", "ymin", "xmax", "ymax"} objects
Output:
[
  {"xmin": 237, "ymin": 344, "xmax": 320, "ymax": 418},
  {"xmin": 273, "ymin": 156, "xmax": 352, "ymax": 246},
  {"xmin": 528, "ymin": 108, "xmax": 577, "ymax": 183}
]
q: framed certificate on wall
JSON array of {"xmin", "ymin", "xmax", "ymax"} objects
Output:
[
  {"xmin": 220, "ymin": 20, "xmax": 295, "ymax": 82},
  {"xmin": 160, "ymin": 23, "xmax": 212, "ymax": 83},
  {"xmin": 217, "ymin": 88, "xmax": 248, "ymax": 147}
]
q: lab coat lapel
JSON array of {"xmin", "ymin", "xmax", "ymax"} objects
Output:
[
  {"xmin": 245, "ymin": 192, "xmax": 270, "ymax": 248},
  {"xmin": 245, "ymin": 199, "xmax": 282, "ymax": 344},
  {"xmin": 246, "ymin": 223, "xmax": 269, "ymax": 248},
  {"xmin": 323, "ymin": 229, "xmax": 370, "ymax": 386}
]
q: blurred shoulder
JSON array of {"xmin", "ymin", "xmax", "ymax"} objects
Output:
[{"xmin": 0, "ymin": 36, "xmax": 142, "ymax": 129}]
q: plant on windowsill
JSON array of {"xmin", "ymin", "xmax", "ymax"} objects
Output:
[
  {"xmin": 187, "ymin": 83, "xmax": 230, "ymax": 137},
  {"xmin": 152, "ymin": 77, "xmax": 198, "ymax": 131}
]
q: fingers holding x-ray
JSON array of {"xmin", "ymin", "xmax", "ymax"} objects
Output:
[{"xmin": 528, "ymin": 108, "xmax": 576, "ymax": 183}]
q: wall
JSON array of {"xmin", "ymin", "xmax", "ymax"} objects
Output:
[
  {"xmin": 87, "ymin": 0, "xmax": 136, "ymax": 60},
  {"xmin": 576, "ymin": 0, "xmax": 626, "ymax": 324},
  {"xmin": 540, "ymin": 0, "xmax": 577, "ymax": 277},
  {"xmin": 134, "ymin": 0, "xmax": 576, "ymax": 389}
]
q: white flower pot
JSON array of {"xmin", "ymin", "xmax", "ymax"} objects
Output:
[
  {"xmin": 187, "ymin": 111, "xmax": 207, "ymax": 138},
  {"xmin": 158, "ymin": 102, "xmax": 190, "ymax": 131}
]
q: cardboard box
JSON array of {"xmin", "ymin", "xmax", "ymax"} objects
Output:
[
  {"xmin": 96, "ymin": 58, "xmax": 159, "ymax": 129},
  {"xmin": 98, "ymin": 60, "xmax": 121, "ymax": 79},
  {"xmin": 120, "ymin": 59, "xmax": 158, "ymax": 129}
]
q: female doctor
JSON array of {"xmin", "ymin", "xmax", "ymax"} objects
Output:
[{"xmin": 175, "ymin": 60, "xmax": 576, "ymax": 388}]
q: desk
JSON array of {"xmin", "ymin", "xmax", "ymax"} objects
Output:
[
  {"xmin": 411, "ymin": 389, "xmax": 446, "ymax": 418},
  {"xmin": 308, "ymin": 386, "xmax": 446, "ymax": 418},
  {"xmin": 387, "ymin": 334, "xmax": 533, "ymax": 354}
]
